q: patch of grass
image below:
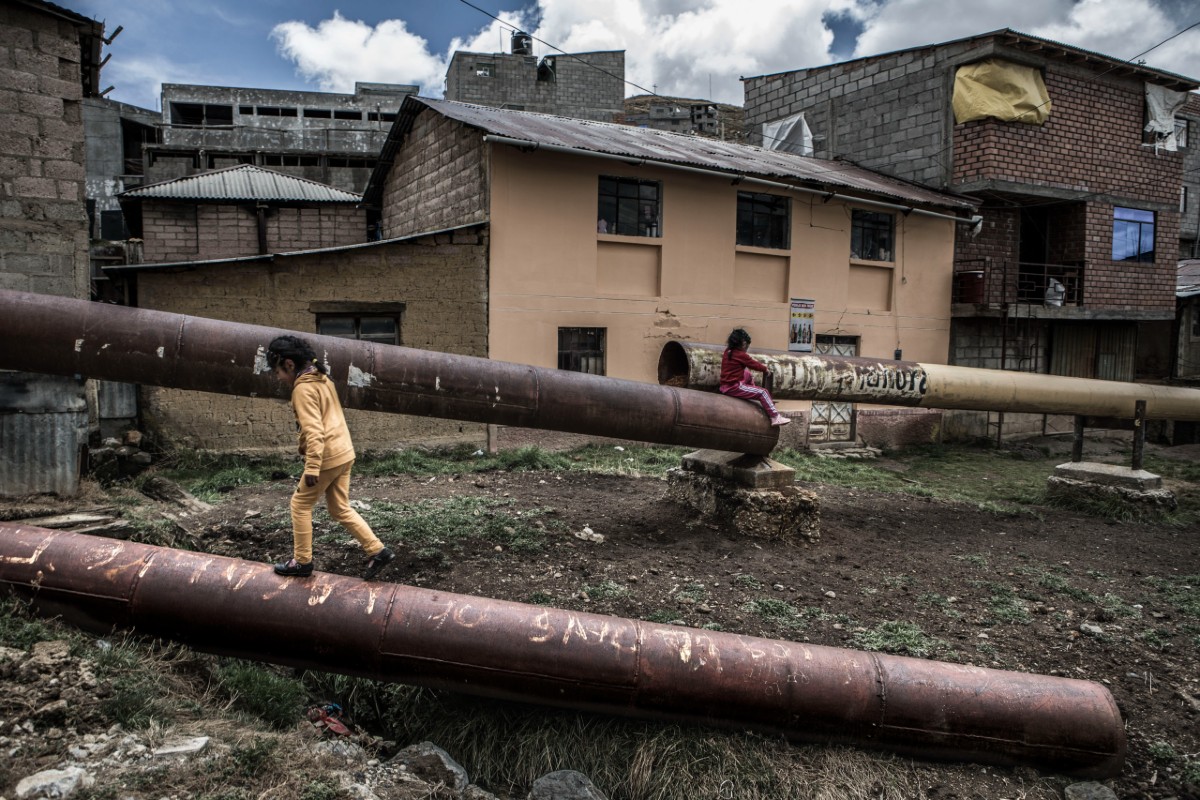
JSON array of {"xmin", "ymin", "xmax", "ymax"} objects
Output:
[
  {"xmin": 582, "ymin": 581, "xmax": 629, "ymax": 601},
  {"xmin": 306, "ymin": 677, "xmax": 934, "ymax": 800},
  {"xmin": 984, "ymin": 586, "xmax": 1030, "ymax": 625},
  {"xmin": 527, "ymin": 591, "xmax": 554, "ymax": 605},
  {"xmin": 563, "ymin": 444, "xmax": 688, "ymax": 477},
  {"xmin": 741, "ymin": 598, "xmax": 803, "ymax": 629},
  {"xmin": 214, "ymin": 660, "xmax": 306, "ymax": 730},
  {"xmin": 642, "ymin": 610, "xmax": 679, "ymax": 624},
  {"xmin": 366, "ymin": 495, "xmax": 553, "ymax": 553},
  {"xmin": 1142, "ymin": 575, "xmax": 1200, "ymax": 618},
  {"xmin": 675, "ymin": 582, "xmax": 708, "ymax": 603},
  {"xmin": 955, "ymin": 554, "xmax": 988, "ymax": 568},
  {"xmin": 733, "ymin": 573, "xmax": 763, "ymax": 590},
  {"xmin": 158, "ymin": 451, "xmax": 293, "ymax": 501},
  {"xmin": 852, "ymin": 621, "xmax": 946, "ymax": 658},
  {"xmin": 359, "ymin": 443, "xmax": 686, "ymax": 479},
  {"xmin": 1030, "ymin": 568, "xmax": 1097, "ymax": 604},
  {"xmin": 0, "ymin": 598, "xmax": 56, "ymax": 649}
]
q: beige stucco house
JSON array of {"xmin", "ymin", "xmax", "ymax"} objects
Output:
[{"xmin": 364, "ymin": 97, "xmax": 978, "ymax": 447}]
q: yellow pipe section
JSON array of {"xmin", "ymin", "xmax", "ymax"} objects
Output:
[{"xmin": 658, "ymin": 342, "xmax": 1200, "ymax": 421}]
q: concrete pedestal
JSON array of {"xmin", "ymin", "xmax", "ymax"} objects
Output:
[
  {"xmin": 1047, "ymin": 462, "xmax": 1177, "ymax": 512},
  {"xmin": 666, "ymin": 450, "xmax": 819, "ymax": 542}
]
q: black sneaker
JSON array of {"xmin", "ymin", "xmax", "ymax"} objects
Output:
[
  {"xmin": 274, "ymin": 558, "xmax": 314, "ymax": 577},
  {"xmin": 362, "ymin": 547, "xmax": 395, "ymax": 581}
]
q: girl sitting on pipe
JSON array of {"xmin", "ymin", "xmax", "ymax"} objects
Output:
[{"xmin": 719, "ymin": 328, "xmax": 790, "ymax": 426}]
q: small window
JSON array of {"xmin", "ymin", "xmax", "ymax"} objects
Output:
[
  {"xmin": 558, "ymin": 328, "xmax": 606, "ymax": 375},
  {"xmin": 239, "ymin": 105, "xmax": 254, "ymax": 115},
  {"xmin": 257, "ymin": 106, "xmax": 298, "ymax": 118},
  {"xmin": 333, "ymin": 109, "xmax": 362, "ymax": 120},
  {"xmin": 1112, "ymin": 207, "xmax": 1155, "ymax": 263},
  {"xmin": 598, "ymin": 176, "xmax": 661, "ymax": 237},
  {"xmin": 317, "ymin": 315, "xmax": 400, "ymax": 345},
  {"xmin": 476, "ymin": 63, "xmax": 493, "ymax": 78},
  {"xmin": 736, "ymin": 192, "xmax": 790, "ymax": 249},
  {"xmin": 1176, "ymin": 118, "xmax": 1190, "ymax": 148},
  {"xmin": 367, "ymin": 112, "xmax": 397, "ymax": 122},
  {"xmin": 303, "ymin": 108, "xmax": 332, "ymax": 118},
  {"xmin": 1183, "ymin": 186, "xmax": 1189, "ymax": 214},
  {"xmin": 851, "ymin": 209, "xmax": 894, "ymax": 262}
]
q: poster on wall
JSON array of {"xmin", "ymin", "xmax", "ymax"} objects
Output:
[{"xmin": 789, "ymin": 298, "xmax": 815, "ymax": 352}]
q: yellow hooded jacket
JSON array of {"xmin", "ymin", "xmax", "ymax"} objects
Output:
[{"xmin": 291, "ymin": 371, "xmax": 355, "ymax": 477}]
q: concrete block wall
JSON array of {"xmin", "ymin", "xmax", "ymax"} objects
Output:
[
  {"xmin": 1181, "ymin": 94, "xmax": 1200, "ymax": 253},
  {"xmin": 135, "ymin": 227, "xmax": 490, "ymax": 453},
  {"xmin": 381, "ymin": 111, "xmax": 488, "ymax": 238},
  {"xmin": 743, "ymin": 45, "xmax": 951, "ymax": 188},
  {"xmin": 0, "ymin": 1, "xmax": 90, "ymax": 298},
  {"xmin": 446, "ymin": 50, "xmax": 625, "ymax": 122},
  {"xmin": 142, "ymin": 202, "xmax": 366, "ymax": 262}
]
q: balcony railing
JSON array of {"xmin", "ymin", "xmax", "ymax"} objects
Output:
[{"xmin": 953, "ymin": 259, "xmax": 1085, "ymax": 307}]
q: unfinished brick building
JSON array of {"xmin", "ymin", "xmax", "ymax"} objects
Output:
[
  {"xmin": 744, "ymin": 29, "xmax": 1198, "ymax": 440},
  {"xmin": 445, "ymin": 31, "xmax": 624, "ymax": 123}
]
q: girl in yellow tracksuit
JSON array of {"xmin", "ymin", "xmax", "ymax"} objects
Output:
[{"xmin": 266, "ymin": 335, "xmax": 394, "ymax": 581}]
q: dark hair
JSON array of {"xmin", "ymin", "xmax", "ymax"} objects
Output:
[
  {"xmin": 266, "ymin": 335, "xmax": 326, "ymax": 375},
  {"xmin": 727, "ymin": 328, "xmax": 752, "ymax": 349}
]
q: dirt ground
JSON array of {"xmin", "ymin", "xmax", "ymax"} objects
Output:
[{"xmin": 3, "ymin": 434, "xmax": 1199, "ymax": 799}]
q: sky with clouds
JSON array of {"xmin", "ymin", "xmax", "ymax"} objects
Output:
[{"xmin": 72, "ymin": 0, "xmax": 1199, "ymax": 112}]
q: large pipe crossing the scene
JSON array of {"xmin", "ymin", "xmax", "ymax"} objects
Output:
[
  {"xmin": 659, "ymin": 341, "xmax": 1200, "ymax": 420},
  {"xmin": 0, "ymin": 290, "xmax": 778, "ymax": 455},
  {"xmin": 0, "ymin": 523, "xmax": 1126, "ymax": 777}
]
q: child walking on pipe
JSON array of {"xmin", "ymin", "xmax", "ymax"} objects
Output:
[
  {"xmin": 720, "ymin": 328, "xmax": 791, "ymax": 426},
  {"xmin": 266, "ymin": 335, "xmax": 396, "ymax": 580}
]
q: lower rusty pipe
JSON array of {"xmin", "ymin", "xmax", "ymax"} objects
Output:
[
  {"xmin": 659, "ymin": 341, "xmax": 1200, "ymax": 420},
  {"xmin": 0, "ymin": 523, "xmax": 1125, "ymax": 777},
  {"xmin": 0, "ymin": 290, "xmax": 777, "ymax": 455}
]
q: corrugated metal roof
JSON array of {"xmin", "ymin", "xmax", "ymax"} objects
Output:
[
  {"xmin": 121, "ymin": 164, "xmax": 362, "ymax": 203},
  {"xmin": 365, "ymin": 97, "xmax": 975, "ymax": 212}
]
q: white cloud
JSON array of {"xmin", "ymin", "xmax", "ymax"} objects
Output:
[
  {"xmin": 271, "ymin": 12, "xmax": 452, "ymax": 96},
  {"xmin": 270, "ymin": 0, "xmax": 1199, "ymax": 107}
]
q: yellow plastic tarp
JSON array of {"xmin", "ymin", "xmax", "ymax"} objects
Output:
[{"xmin": 952, "ymin": 59, "xmax": 1051, "ymax": 125}]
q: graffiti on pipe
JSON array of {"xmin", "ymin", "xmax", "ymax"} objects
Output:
[{"xmin": 767, "ymin": 356, "xmax": 928, "ymax": 404}]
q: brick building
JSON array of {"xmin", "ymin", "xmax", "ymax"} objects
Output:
[
  {"xmin": 0, "ymin": 0, "xmax": 105, "ymax": 496},
  {"xmin": 1181, "ymin": 94, "xmax": 1200, "ymax": 260},
  {"xmin": 445, "ymin": 31, "xmax": 624, "ymax": 122},
  {"xmin": 743, "ymin": 29, "xmax": 1198, "ymax": 440},
  {"xmin": 118, "ymin": 164, "xmax": 366, "ymax": 267}
]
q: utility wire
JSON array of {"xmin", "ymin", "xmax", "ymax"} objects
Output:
[{"xmin": 454, "ymin": 1, "xmax": 1200, "ymax": 203}]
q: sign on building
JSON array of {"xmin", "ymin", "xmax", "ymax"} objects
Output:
[{"xmin": 789, "ymin": 298, "xmax": 814, "ymax": 352}]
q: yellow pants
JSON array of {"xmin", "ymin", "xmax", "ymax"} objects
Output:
[{"xmin": 290, "ymin": 461, "xmax": 383, "ymax": 564}]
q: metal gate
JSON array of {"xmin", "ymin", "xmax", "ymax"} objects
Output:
[{"xmin": 809, "ymin": 335, "xmax": 859, "ymax": 443}]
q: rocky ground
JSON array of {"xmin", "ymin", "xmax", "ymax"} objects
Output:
[{"xmin": 1, "ymin": 434, "xmax": 1197, "ymax": 799}]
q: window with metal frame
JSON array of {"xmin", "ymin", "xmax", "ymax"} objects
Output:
[
  {"xmin": 597, "ymin": 177, "xmax": 661, "ymax": 237},
  {"xmin": 851, "ymin": 209, "xmax": 894, "ymax": 262},
  {"xmin": 558, "ymin": 328, "xmax": 606, "ymax": 375},
  {"xmin": 1112, "ymin": 207, "xmax": 1156, "ymax": 263},
  {"xmin": 736, "ymin": 191, "xmax": 790, "ymax": 249},
  {"xmin": 316, "ymin": 314, "xmax": 401, "ymax": 345}
]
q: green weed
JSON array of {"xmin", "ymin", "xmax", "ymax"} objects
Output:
[
  {"xmin": 583, "ymin": 581, "xmax": 630, "ymax": 601},
  {"xmin": 675, "ymin": 582, "xmax": 708, "ymax": 603},
  {"xmin": 852, "ymin": 621, "xmax": 946, "ymax": 658},
  {"xmin": 366, "ymin": 496, "xmax": 552, "ymax": 553},
  {"xmin": 741, "ymin": 598, "xmax": 803, "ymax": 628},
  {"xmin": 733, "ymin": 573, "xmax": 763, "ymax": 590},
  {"xmin": 214, "ymin": 660, "xmax": 306, "ymax": 730},
  {"xmin": 1142, "ymin": 575, "xmax": 1200, "ymax": 618}
]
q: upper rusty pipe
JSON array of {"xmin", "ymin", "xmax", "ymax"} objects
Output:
[
  {"xmin": 0, "ymin": 290, "xmax": 777, "ymax": 455},
  {"xmin": 660, "ymin": 340, "xmax": 1200, "ymax": 420},
  {"xmin": 0, "ymin": 523, "xmax": 1125, "ymax": 777}
]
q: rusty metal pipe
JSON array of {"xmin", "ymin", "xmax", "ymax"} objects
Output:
[
  {"xmin": 659, "ymin": 341, "xmax": 1200, "ymax": 420},
  {"xmin": 0, "ymin": 524, "xmax": 1125, "ymax": 777},
  {"xmin": 0, "ymin": 290, "xmax": 777, "ymax": 455}
]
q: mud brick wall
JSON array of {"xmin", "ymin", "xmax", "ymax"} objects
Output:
[
  {"xmin": 380, "ymin": 111, "xmax": 488, "ymax": 239},
  {"xmin": 142, "ymin": 202, "xmax": 366, "ymax": 263},
  {"xmin": 0, "ymin": 2, "xmax": 90, "ymax": 298},
  {"xmin": 134, "ymin": 227, "xmax": 489, "ymax": 453}
]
